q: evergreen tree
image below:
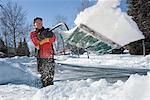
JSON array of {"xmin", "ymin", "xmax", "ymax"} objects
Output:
[
  {"xmin": 23, "ymin": 38, "xmax": 30, "ymax": 57},
  {"xmin": 16, "ymin": 40, "xmax": 24, "ymax": 56},
  {"xmin": 0, "ymin": 38, "xmax": 7, "ymax": 54},
  {"xmin": 126, "ymin": 0, "xmax": 150, "ymax": 55},
  {"xmin": 16, "ymin": 38, "xmax": 30, "ymax": 56}
]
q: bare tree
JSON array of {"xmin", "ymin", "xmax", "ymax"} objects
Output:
[
  {"xmin": 54, "ymin": 15, "xmax": 67, "ymax": 25},
  {"xmin": 18, "ymin": 23, "xmax": 33, "ymax": 41},
  {"xmin": 0, "ymin": 1, "xmax": 26, "ymax": 54},
  {"xmin": 0, "ymin": 26, "xmax": 8, "ymax": 46}
]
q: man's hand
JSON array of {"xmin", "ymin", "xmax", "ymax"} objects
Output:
[
  {"xmin": 42, "ymin": 30, "xmax": 53, "ymax": 38},
  {"xmin": 37, "ymin": 33, "xmax": 45, "ymax": 41},
  {"xmin": 38, "ymin": 29, "xmax": 53, "ymax": 41},
  {"xmin": 46, "ymin": 31, "xmax": 53, "ymax": 38},
  {"xmin": 40, "ymin": 38, "xmax": 50, "ymax": 45}
]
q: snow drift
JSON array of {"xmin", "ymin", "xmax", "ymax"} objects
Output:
[
  {"xmin": 74, "ymin": 0, "xmax": 144, "ymax": 46},
  {"xmin": 32, "ymin": 73, "xmax": 150, "ymax": 100},
  {"xmin": 0, "ymin": 57, "xmax": 39, "ymax": 86}
]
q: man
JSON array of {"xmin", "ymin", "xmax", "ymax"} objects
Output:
[{"xmin": 30, "ymin": 17, "xmax": 56, "ymax": 87}]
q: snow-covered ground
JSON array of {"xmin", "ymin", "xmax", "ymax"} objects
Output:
[
  {"xmin": 0, "ymin": 56, "xmax": 39, "ymax": 86},
  {"xmin": 56, "ymin": 53, "xmax": 150, "ymax": 69},
  {"xmin": 0, "ymin": 54, "xmax": 150, "ymax": 100}
]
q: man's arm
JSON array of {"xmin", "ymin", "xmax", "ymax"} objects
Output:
[
  {"xmin": 30, "ymin": 31, "xmax": 40, "ymax": 49},
  {"xmin": 39, "ymin": 32, "xmax": 56, "ymax": 45},
  {"xmin": 49, "ymin": 32, "xmax": 56, "ymax": 43}
]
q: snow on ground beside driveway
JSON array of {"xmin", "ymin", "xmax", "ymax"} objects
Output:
[
  {"xmin": 0, "ymin": 84, "xmax": 38, "ymax": 100},
  {"xmin": 56, "ymin": 54, "xmax": 150, "ymax": 69},
  {"xmin": 32, "ymin": 73, "xmax": 150, "ymax": 100},
  {"xmin": 0, "ymin": 56, "xmax": 40, "ymax": 86},
  {"xmin": 0, "ymin": 54, "xmax": 149, "ymax": 100}
]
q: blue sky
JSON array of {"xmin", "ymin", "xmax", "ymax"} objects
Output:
[
  {"xmin": 2, "ymin": 0, "xmax": 127, "ymax": 28},
  {"xmin": 12, "ymin": 0, "xmax": 84, "ymax": 28}
]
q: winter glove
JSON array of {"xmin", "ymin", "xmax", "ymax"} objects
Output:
[
  {"xmin": 37, "ymin": 28, "xmax": 54, "ymax": 41},
  {"xmin": 42, "ymin": 28, "xmax": 54, "ymax": 38},
  {"xmin": 39, "ymin": 38, "xmax": 50, "ymax": 45},
  {"xmin": 46, "ymin": 31, "xmax": 54, "ymax": 38},
  {"xmin": 37, "ymin": 33, "xmax": 45, "ymax": 41}
]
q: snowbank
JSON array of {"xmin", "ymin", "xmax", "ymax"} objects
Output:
[
  {"xmin": 32, "ymin": 73, "xmax": 150, "ymax": 100},
  {"xmin": 0, "ymin": 57, "xmax": 39, "ymax": 86},
  {"xmin": 74, "ymin": 0, "xmax": 144, "ymax": 46},
  {"xmin": 115, "ymin": 73, "xmax": 150, "ymax": 100},
  {"xmin": 0, "ymin": 84, "xmax": 38, "ymax": 100},
  {"xmin": 56, "ymin": 54, "xmax": 150, "ymax": 69}
]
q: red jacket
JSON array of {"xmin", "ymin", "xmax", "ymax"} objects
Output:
[{"xmin": 30, "ymin": 31, "xmax": 56, "ymax": 58}]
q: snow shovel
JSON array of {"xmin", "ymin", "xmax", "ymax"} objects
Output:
[{"xmin": 62, "ymin": 24, "xmax": 121, "ymax": 54}]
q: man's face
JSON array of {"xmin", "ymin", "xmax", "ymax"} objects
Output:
[{"xmin": 34, "ymin": 19, "xmax": 43, "ymax": 29}]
